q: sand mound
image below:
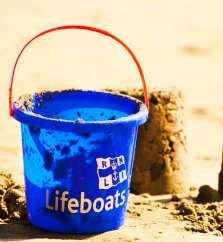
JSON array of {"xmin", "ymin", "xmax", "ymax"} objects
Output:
[
  {"xmin": 173, "ymin": 185, "xmax": 222, "ymax": 236},
  {"xmin": 0, "ymin": 172, "xmax": 26, "ymax": 222},
  {"xmin": 174, "ymin": 199, "xmax": 223, "ymax": 236}
]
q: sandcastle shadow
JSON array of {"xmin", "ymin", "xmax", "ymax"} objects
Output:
[{"xmin": 0, "ymin": 222, "xmax": 98, "ymax": 241}]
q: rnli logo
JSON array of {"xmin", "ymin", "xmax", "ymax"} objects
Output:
[{"xmin": 96, "ymin": 156, "xmax": 127, "ymax": 190}]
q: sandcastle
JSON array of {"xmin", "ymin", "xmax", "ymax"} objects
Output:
[{"xmin": 109, "ymin": 87, "xmax": 188, "ymax": 195}]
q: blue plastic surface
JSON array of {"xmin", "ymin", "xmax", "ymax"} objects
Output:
[{"xmin": 13, "ymin": 89, "xmax": 148, "ymax": 234}]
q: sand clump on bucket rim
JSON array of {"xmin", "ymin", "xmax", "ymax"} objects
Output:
[{"xmin": 14, "ymin": 89, "xmax": 145, "ymax": 118}]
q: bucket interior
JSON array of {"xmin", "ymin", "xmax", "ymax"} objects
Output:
[{"xmin": 21, "ymin": 90, "xmax": 142, "ymax": 122}]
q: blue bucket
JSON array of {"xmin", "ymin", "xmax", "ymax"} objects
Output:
[{"xmin": 9, "ymin": 26, "xmax": 149, "ymax": 234}]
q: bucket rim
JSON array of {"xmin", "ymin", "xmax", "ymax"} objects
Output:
[{"xmin": 12, "ymin": 89, "xmax": 148, "ymax": 132}]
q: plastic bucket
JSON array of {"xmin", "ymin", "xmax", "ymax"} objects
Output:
[{"xmin": 9, "ymin": 26, "xmax": 149, "ymax": 234}]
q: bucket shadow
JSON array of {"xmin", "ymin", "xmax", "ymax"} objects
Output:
[{"xmin": 0, "ymin": 222, "xmax": 98, "ymax": 241}]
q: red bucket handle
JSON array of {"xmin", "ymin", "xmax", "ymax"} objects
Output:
[{"xmin": 9, "ymin": 25, "xmax": 149, "ymax": 116}]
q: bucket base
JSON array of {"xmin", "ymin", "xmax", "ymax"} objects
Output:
[{"xmin": 28, "ymin": 217, "xmax": 124, "ymax": 234}]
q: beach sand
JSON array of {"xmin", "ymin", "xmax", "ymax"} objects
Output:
[{"xmin": 0, "ymin": 0, "xmax": 223, "ymax": 241}]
